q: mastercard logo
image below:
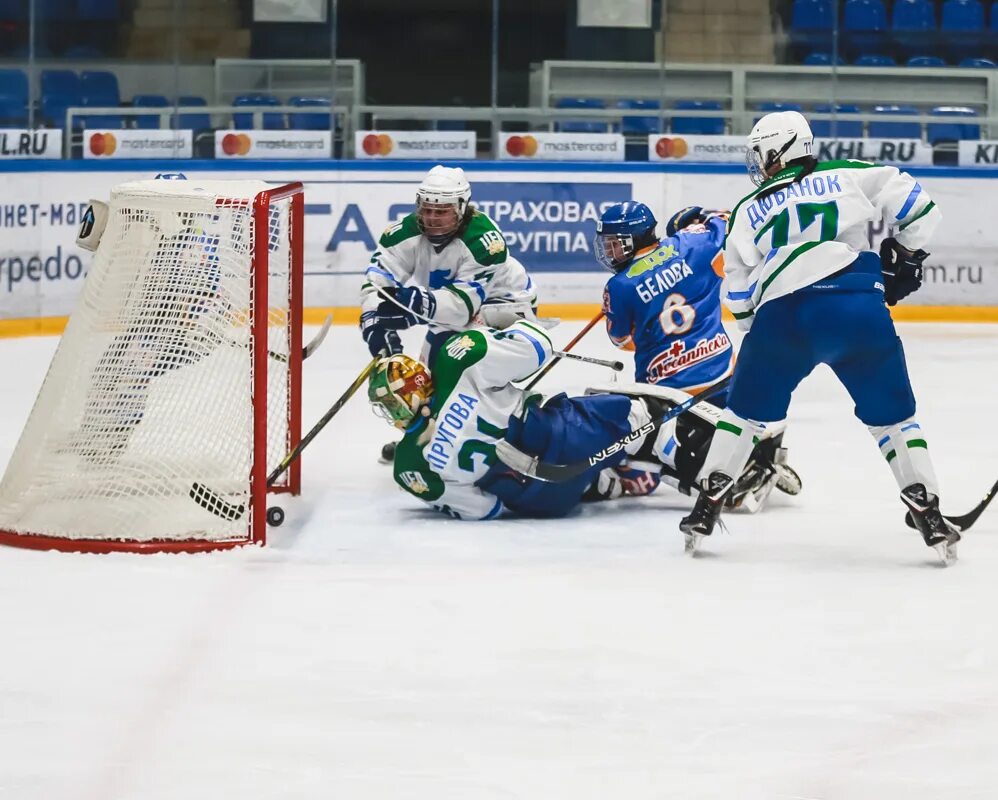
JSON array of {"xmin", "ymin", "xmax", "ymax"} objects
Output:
[
  {"xmin": 361, "ymin": 133, "xmax": 393, "ymax": 156},
  {"xmin": 89, "ymin": 132, "xmax": 117, "ymax": 156},
  {"xmin": 505, "ymin": 135, "xmax": 538, "ymax": 157},
  {"xmin": 654, "ymin": 137, "xmax": 689, "ymax": 159},
  {"xmin": 221, "ymin": 132, "xmax": 252, "ymax": 156}
]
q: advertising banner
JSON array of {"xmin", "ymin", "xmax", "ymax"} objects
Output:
[
  {"xmin": 354, "ymin": 131, "xmax": 476, "ymax": 160},
  {"xmin": 214, "ymin": 130, "xmax": 331, "ymax": 159},
  {"xmin": 498, "ymin": 132, "xmax": 625, "ymax": 162},
  {"xmin": 813, "ymin": 138, "xmax": 933, "ymax": 166},
  {"xmin": 0, "ymin": 129, "xmax": 62, "ymax": 160},
  {"xmin": 0, "ymin": 166, "xmax": 994, "ymax": 320},
  {"xmin": 958, "ymin": 141, "xmax": 998, "ymax": 167},
  {"xmin": 647, "ymin": 134, "xmax": 746, "ymax": 163},
  {"xmin": 83, "ymin": 129, "xmax": 192, "ymax": 159}
]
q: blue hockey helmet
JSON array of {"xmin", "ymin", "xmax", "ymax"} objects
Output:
[{"xmin": 593, "ymin": 201, "xmax": 658, "ymax": 272}]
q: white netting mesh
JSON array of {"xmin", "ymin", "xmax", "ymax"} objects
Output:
[{"xmin": 0, "ymin": 179, "xmax": 297, "ymax": 545}]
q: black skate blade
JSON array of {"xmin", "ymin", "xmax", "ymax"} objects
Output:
[{"xmin": 190, "ymin": 482, "xmax": 246, "ymax": 521}]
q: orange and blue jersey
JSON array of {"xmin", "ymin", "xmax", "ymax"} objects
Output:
[{"xmin": 602, "ymin": 216, "xmax": 732, "ymax": 392}]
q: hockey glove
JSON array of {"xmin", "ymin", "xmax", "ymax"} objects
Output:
[
  {"xmin": 665, "ymin": 207, "xmax": 728, "ymax": 237},
  {"xmin": 376, "ymin": 286, "xmax": 437, "ymax": 330},
  {"xmin": 360, "ymin": 310, "xmax": 403, "ymax": 357},
  {"xmin": 880, "ymin": 237, "xmax": 928, "ymax": 306},
  {"xmin": 665, "ymin": 206, "xmax": 704, "ymax": 237}
]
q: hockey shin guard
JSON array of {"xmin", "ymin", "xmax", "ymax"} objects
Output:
[
  {"xmin": 869, "ymin": 417, "xmax": 939, "ymax": 496},
  {"xmin": 698, "ymin": 408, "xmax": 767, "ymax": 484}
]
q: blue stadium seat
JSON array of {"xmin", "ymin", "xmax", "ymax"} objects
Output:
[
  {"xmin": 41, "ymin": 69, "xmax": 81, "ymax": 129},
  {"xmin": 80, "ymin": 70, "xmax": 122, "ymax": 128},
  {"xmin": 175, "ymin": 96, "xmax": 211, "ymax": 132},
  {"xmin": 854, "ymin": 53, "xmax": 897, "ymax": 65},
  {"xmin": 0, "ymin": 68, "xmax": 28, "ymax": 125},
  {"xmin": 289, "ymin": 96, "xmax": 332, "ymax": 131},
  {"xmin": 992, "ymin": 0, "xmax": 998, "ymax": 31},
  {"xmin": 941, "ymin": 0, "xmax": 986, "ymax": 59},
  {"xmin": 959, "ymin": 57, "xmax": 997, "ymax": 66},
  {"xmin": 554, "ymin": 97, "xmax": 608, "ymax": 133},
  {"xmin": 843, "ymin": 0, "xmax": 888, "ymax": 58},
  {"xmin": 891, "ymin": 0, "xmax": 936, "ymax": 56},
  {"xmin": 803, "ymin": 51, "xmax": 846, "ymax": 64},
  {"xmin": 906, "ymin": 55, "xmax": 947, "ymax": 65},
  {"xmin": 233, "ymin": 94, "xmax": 284, "ymax": 130},
  {"xmin": 616, "ymin": 99, "xmax": 662, "ymax": 135},
  {"xmin": 869, "ymin": 104, "xmax": 921, "ymax": 138},
  {"xmin": 671, "ymin": 100, "xmax": 725, "ymax": 135},
  {"xmin": 791, "ymin": 0, "xmax": 835, "ymax": 53},
  {"xmin": 132, "ymin": 94, "xmax": 169, "ymax": 129},
  {"xmin": 927, "ymin": 106, "xmax": 980, "ymax": 143},
  {"xmin": 811, "ymin": 103, "xmax": 864, "ymax": 137}
]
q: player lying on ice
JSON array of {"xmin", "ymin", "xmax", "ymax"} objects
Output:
[
  {"xmin": 596, "ymin": 199, "xmax": 802, "ymax": 506},
  {"xmin": 677, "ymin": 109, "xmax": 960, "ymax": 563},
  {"xmin": 367, "ymin": 319, "xmax": 797, "ymax": 521}
]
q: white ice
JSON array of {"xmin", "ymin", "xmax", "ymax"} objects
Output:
[{"xmin": 0, "ymin": 320, "xmax": 996, "ymax": 800}]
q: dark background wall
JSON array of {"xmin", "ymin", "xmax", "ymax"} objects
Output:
[{"xmin": 251, "ymin": 0, "xmax": 658, "ymax": 107}]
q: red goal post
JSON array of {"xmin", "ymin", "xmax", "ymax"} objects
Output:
[{"xmin": 0, "ymin": 179, "xmax": 304, "ymax": 554}]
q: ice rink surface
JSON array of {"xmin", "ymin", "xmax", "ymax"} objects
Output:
[{"xmin": 1, "ymin": 320, "xmax": 996, "ymax": 800}]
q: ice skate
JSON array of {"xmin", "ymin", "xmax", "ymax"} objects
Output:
[
  {"xmin": 679, "ymin": 471, "xmax": 734, "ymax": 554},
  {"xmin": 900, "ymin": 483, "xmax": 961, "ymax": 565}
]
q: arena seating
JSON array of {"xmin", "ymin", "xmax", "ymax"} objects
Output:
[
  {"xmin": 232, "ymin": 94, "xmax": 285, "ymax": 130},
  {"xmin": 553, "ymin": 97, "xmax": 609, "ymax": 133}
]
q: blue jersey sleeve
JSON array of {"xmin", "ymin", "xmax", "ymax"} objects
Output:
[
  {"xmin": 603, "ymin": 277, "xmax": 635, "ymax": 347},
  {"xmin": 676, "ymin": 216, "xmax": 726, "ymax": 276}
]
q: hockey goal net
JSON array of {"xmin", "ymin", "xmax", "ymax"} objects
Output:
[{"xmin": 0, "ymin": 178, "xmax": 303, "ymax": 553}]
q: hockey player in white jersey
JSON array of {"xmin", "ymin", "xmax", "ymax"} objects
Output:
[
  {"xmin": 368, "ymin": 320, "xmax": 791, "ymax": 521},
  {"xmin": 679, "ymin": 109, "xmax": 959, "ymax": 562},
  {"xmin": 359, "ymin": 165, "xmax": 538, "ymax": 365}
]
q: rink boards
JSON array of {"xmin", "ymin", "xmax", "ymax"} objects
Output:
[{"xmin": 0, "ymin": 159, "xmax": 995, "ymax": 332}]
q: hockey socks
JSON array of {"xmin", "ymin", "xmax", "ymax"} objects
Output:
[{"xmin": 868, "ymin": 417, "xmax": 939, "ymax": 496}]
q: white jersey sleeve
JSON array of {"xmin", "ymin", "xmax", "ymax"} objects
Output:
[{"xmin": 855, "ymin": 164, "xmax": 941, "ymax": 251}]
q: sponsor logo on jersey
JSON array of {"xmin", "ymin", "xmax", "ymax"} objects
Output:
[
  {"xmin": 399, "ymin": 470, "xmax": 430, "ymax": 494},
  {"xmin": 480, "ymin": 230, "xmax": 506, "ymax": 255},
  {"xmin": 647, "ymin": 332, "xmax": 731, "ymax": 382},
  {"xmin": 445, "ymin": 335, "xmax": 477, "ymax": 360},
  {"xmin": 626, "ymin": 244, "xmax": 677, "ymax": 278}
]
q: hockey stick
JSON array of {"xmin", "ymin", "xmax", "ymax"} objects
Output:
[
  {"xmin": 496, "ymin": 376, "xmax": 731, "ymax": 482},
  {"xmin": 190, "ymin": 355, "xmax": 381, "ymax": 521},
  {"xmin": 266, "ymin": 313, "xmax": 333, "ymax": 363},
  {"xmin": 904, "ymin": 477, "xmax": 998, "ymax": 533},
  {"xmin": 554, "ymin": 350, "xmax": 623, "ymax": 372},
  {"xmin": 523, "ymin": 310, "xmax": 605, "ymax": 391}
]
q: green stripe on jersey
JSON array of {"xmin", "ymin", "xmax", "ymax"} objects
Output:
[
  {"xmin": 445, "ymin": 284, "xmax": 476, "ymax": 322},
  {"xmin": 906, "ymin": 438, "xmax": 928, "ymax": 450},
  {"xmin": 717, "ymin": 420, "xmax": 743, "ymax": 436},
  {"xmin": 898, "ymin": 201, "xmax": 935, "ymax": 232},
  {"xmin": 760, "ymin": 240, "xmax": 822, "ymax": 297}
]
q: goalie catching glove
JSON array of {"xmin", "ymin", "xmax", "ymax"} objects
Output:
[{"xmin": 880, "ymin": 237, "xmax": 928, "ymax": 306}]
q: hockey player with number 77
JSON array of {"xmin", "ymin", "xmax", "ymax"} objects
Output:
[{"xmin": 679, "ymin": 110, "xmax": 960, "ymax": 563}]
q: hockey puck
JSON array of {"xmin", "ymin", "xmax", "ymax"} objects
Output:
[
  {"xmin": 380, "ymin": 441, "xmax": 397, "ymax": 464},
  {"xmin": 266, "ymin": 506, "xmax": 285, "ymax": 527}
]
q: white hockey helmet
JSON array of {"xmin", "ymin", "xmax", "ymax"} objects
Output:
[
  {"xmin": 745, "ymin": 111, "xmax": 814, "ymax": 187},
  {"xmin": 416, "ymin": 165, "xmax": 472, "ymax": 244}
]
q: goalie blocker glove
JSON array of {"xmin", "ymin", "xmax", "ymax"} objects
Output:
[
  {"xmin": 880, "ymin": 237, "xmax": 928, "ymax": 306},
  {"xmin": 376, "ymin": 286, "xmax": 437, "ymax": 329},
  {"xmin": 360, "ymin": 311, "xmax": 403, "ymax": 358}
]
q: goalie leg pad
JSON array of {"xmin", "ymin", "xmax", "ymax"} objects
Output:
[{"xmin": 869, "ymin": 416, "xmax": 939, "ymax": 496}]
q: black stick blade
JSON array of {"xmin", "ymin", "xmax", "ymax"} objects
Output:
[{"xmin": 190, "ymin": 482, "xmax": 246, "ymax": 521}]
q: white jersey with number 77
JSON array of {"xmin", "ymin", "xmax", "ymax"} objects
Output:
[{"xmin": 722, "ymin": 158, "xmax": 941, "ymax": 325}]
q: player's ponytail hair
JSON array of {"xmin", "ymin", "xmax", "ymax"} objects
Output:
[{"xmin": 756, "ymin": 155, "xmax": 819, "ymax": 201}]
